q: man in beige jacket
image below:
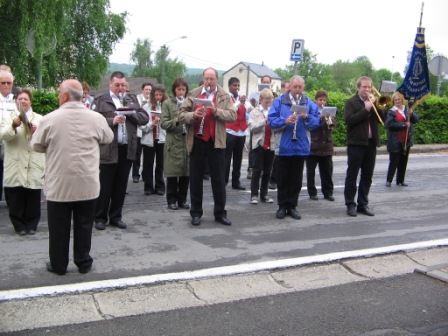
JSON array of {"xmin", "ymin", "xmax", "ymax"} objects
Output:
[
  {"xmin": 178, "ymin": 67, "xmax": 236, "ymax": 227},
  {"xmin": 31, "ymin": 79, "xmax": 114, "ymax": 275}
]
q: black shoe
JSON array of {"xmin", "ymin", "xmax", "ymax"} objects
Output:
[
  {"xmin": 276, "ymin": 208, "xmax": 286, "ymax": 219},
  {"xmin": 324, "ymin": 196, "xmax": 335, "ymax": 202},
  {"xmin": 269, "ymin": 183, "xmax": 277, "ymax": 190},
  {"xmin": 95, "ymin": 221, "xmax": 106, "ymax": 230},
  {"xmin": 28, "ymin": 229, "xmax": 36, "ymax": 235},
  {"xmin": 110, "ymin": 220, "xmax": 127, "ymax": 229},
  {"xmin": 156, "ymin": 190, "xmax": 165, "ymax": 196},
  {"xmin": 287, "ymin": 208, "xmax": 301, "ymax": 220},
  {"xmin": 17, "ymin": 230, "xmax": 27, "ymax": 236},
  {"xmin": 397, "ymin": 183, "xmax": 408, "ymax": 186},
  {"xmin": 386, "ymin": 181, "xmax": 391, "ymax": 187},
  {"xmin": 46, "ymin": 262, "xmax": 65, "ymax": 275},
  {"xmin": 232, "ymin": 185, "xmax": 246, "ymax": 190},
  {"xmin": 215, "ymin": 216, "xmax": 232, "ymax": 226},
  {"xmin": 203, "ymin": 175, "xmax": 210, "ymax": 180},
  {"xmin": 145, "ymin": 189, "xmax": 155, "ymax": 195},
  {"xmin": 357, "ymin": 206, "xmax": 374, "ymax": 216},
  {"xmin": 79, "ymin": 265, "xmax": 92, "ymax": 274},
  {"xmin": 347, "ymin": 205, "xmax": 357, "ymax": 217},
  {"xmin": 178, "ymin": 202, "xmax": 190, "ymax": 209},
  {"xmin": 191, "ymin": 217, "xmax": 201, "ymax": 226},
  {"xmin": 309, "ymin": 195, "xmax": 318, "ymax": 201},
  {"xmin": 168, "ymin": 203, "xmax": 178, "ymax": 210},
  {"xmin": 133, "ymin": 176, "xmax": 139, "ymax": 183}
]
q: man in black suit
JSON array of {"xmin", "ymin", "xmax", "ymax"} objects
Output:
[{"xmin": 92, "ymin": 71, "xmax": 149, "ymax": 230}]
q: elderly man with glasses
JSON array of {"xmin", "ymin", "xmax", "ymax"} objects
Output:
[{"xmin": 0, "ymin": 70, "xmax": 18, "ymax": 203}]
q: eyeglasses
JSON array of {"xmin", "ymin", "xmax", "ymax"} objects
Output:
[
  {"xmin": 113, "ymin": 83, "xmax": 127, "ymax": 87},
  {"xmin": 0, "ymin": 82, "xmax": 12, "ymax": 85}
]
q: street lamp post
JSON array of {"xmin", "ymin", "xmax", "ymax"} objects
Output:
[
  {"xmin": 391, "ymin": 55, "xmax": 395, "ymax": 81},
  {"xmin": 161, "ymin": 36, "xmax": 187, "ymax": 86}
]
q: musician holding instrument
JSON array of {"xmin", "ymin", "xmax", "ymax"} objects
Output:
[
  {"xmin": 306, "ymin": 90, "xmax": 336, "ymax": 202},
  {"xmin": 93, "ymin": 71, "xmax": 149, "ymax": 230},
  {"xmin": 132, "ymin": 82, "xmax": 153, "ymax": 183},
  {"xmin": 267, "ymin": 75, "xmax": 319, "ymax": 220},
  {"xmin": 160, "ymin": 78, "xmax": 190, "ymax": 211},
  {"xmin": 385, "ymin": 93, "xmax": 419, "ymax": 187},
  {"xmin": 178, "ymin": 67, "xmax": 236, "ymax": 227},
  {"xmin": 225, "ymin": 77, "xmax": 248, "ymax": 190},
  {"xmin": 141, "ymin": 84, "xmax": 168, "ymax": 196},
  {"xmin": 1, "ymin": 89, "xmax": 44, "ymax": 235},
  {"xmin": 344, "ymin": 76, "xmax": 384, "ymax": 217}
]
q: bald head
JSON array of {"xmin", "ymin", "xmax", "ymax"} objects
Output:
[{"xmin": 58, "ymin": 79, "xmax": 83, "ymax": 106}]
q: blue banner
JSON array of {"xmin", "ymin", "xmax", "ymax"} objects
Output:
[{"xmin": 397, "ymin": 27, "xmax": 430, "ymax": 109}]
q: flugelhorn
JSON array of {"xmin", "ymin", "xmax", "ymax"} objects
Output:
[
  {"xmin": 197, "ymin": 86, "xmax": 211, "ymax": 137},
  {"xmin": 177, "ymin": 96, "xmax": 186, "ymax": 136},
  {"xmin": 118, "ymin": 92, "xmax": 127, "ymax": 143},
  {"xmin": 291, "ymin": 94, "xmax": 300, "ymax": 142},
  {"xmin": 155, "ymin": 101, "xmax": 161, "ymax": 140},
  {"xmin": 325, "ymin": 116, "xmax": 335, "ymax": 129}
]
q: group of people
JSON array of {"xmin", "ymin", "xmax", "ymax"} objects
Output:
[{"xmin": 0, "ymin": 65, "xmax": 420, "ymax": 275}]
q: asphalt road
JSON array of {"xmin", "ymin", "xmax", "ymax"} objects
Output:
[
  {"xmin": 1, "ymin": 148, "xmax": 448, "ymax": 291},
  {"xmin": 1, "ymin": 146, "xmax": 448, "ymax": 335}
]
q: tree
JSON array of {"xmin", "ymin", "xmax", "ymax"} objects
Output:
[
  {"xmin": 131, "ymin": 38, "xmax": 154, "ymax": 77},
  {"xmin": 0, "ymin": 0, "xmax": 127, "ymax": 89}
]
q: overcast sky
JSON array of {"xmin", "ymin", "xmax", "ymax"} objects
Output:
[{"xmin": 109, "ymin": 0, "xmax": 447, "ymax": 77}]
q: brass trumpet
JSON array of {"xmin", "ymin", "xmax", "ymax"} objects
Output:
[{"xmin": 372, "ymin": 86, "xmax": 392, "ymax": 111}]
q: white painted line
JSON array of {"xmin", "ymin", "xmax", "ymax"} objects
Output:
[{"xmin": 1, "ymin": 238, "xmax": 447, "ymax": 302}]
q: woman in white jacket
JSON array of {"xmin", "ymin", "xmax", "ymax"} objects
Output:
[
  {"xmin": 248, "ymin": 88, "xmax": 275, "ymax": 204},
  {"xmin": 1, "ymin": 90, "xmax": 45, "ymax": 235}
]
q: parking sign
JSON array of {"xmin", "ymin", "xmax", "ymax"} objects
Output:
[{"xmin": 290, "ymin": 39, "xmax": 304, "ymax": 62}]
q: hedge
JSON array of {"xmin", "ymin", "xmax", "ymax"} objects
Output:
[{"xmin": 30, "ymin": 90, "xmax": 448, "ymax": 146}]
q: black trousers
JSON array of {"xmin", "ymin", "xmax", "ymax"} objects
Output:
[
  {"xmin": 306, "ymin": 155, "xmax": 334, "ymax": 198},
  {"xmin": 96, "ymin": 145, "xmax": 132, "ymax": 223},
  {"xmin": 5, "ymin": 186, "xmax": 41, "ymax": 233},
  {"xmin": 225, "ymin": 133, "xmax": 246, "ymax": 186},
  {"xmin": 270, "ymin": 156, "xmax": 278, "ymax": 185},
  {"xmin": 248, "ymin": 132, "xmax": 254, "ymax": 170},
  {"xmin": 387, "ymin": 146, "xmax": 410, "ymax": 184},
  {"xmin": 132, "ymin": 137, "xmax": 142, "ymax": 178},
  {"xmin": 166, "ymin": 176, "xmax": 189, "ymax": 205},
  {"xmin": 276, "ymin": 155, "xmax": 305, "ymax": 210},
  {"xmin": 47, "ymin": 199, "xmax": 96, "ymax": 274},
  {"xmin": 189, "ymin": 137, "xmax": 226, "ymax": 218},
  {"xmin": 344, "ymin": 141, "xmax": 377, "ymax": 208},
  {"xmin": 0, "ymin": 159, "xmax": 3, "ymax": 201},
  {"xmin": 142, "ymin": 142, "xmax": 165, "ymax": 193},
  {"xmin": 250, "ymin": 146, "xmax": 275, "ymax": 198}
]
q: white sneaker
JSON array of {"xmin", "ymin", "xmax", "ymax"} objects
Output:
[
  {"xmin": 261, "ymin": 196, "xmax": 274, "ymax": 203},
  {"xmin": 250, "ymin": 196, "xmax": 258, "ymax": 204}
]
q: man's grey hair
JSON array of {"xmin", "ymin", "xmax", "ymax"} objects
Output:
[
  {"xmin": 0, "ymin": 70, "xmax": 14, "ymax": 82},
  {"xmin": 60, "ymin": 81, "xmax": 83, "ymax": 101}
]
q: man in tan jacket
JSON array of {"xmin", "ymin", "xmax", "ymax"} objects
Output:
[{"xmin": 31, "ymin": 79, "xmax": 114, "ymax": 275}]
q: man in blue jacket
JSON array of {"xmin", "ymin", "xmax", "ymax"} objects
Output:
[{"xmin": 268, "ymin": 75, "xmax": 319, "ymax": 220}]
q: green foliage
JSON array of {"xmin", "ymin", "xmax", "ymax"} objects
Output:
[
  {"xmin": 31, "ymin": 90, "xmax": 59, "ymax": 115},
  {"xmin": 0, "ymin": 0, "xmax": 127, "ymax": 89},
  {"xmin": 305, "ymin": 92, "xmax": 448, "ymax": 147}
]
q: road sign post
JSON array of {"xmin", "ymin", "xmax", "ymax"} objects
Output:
[{"xmin": 291, "ymin": 39, "xmax": 304, "ymax": 75}]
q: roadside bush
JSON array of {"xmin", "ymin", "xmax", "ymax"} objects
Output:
[{"xmin": 30, "ymin": 89, "xmax": 448, "ymax": 145}]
